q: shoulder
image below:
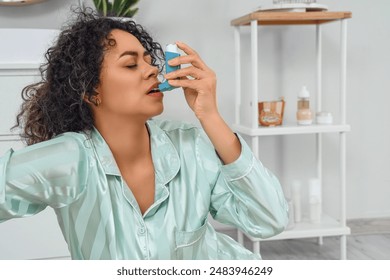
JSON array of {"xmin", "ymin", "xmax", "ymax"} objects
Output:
[
  {"xmin": 17, "ymin": 131, "xmax": 89, "ymax": 154},
  {"xmin": 55, "ymin": 130, "xmax": 89, "ymax": 143},
  {"xmin": 47, "ymin": 131, "xmax": 90, "ymax": 154}
]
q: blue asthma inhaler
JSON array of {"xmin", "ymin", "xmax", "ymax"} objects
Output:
[{"xmin": 158, "ymin": 44, "xmax": 181, "ymax": 92}]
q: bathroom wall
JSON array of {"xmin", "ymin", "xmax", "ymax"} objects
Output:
[
  {"xmin": 135, "ymin": 0, "xmax": 390, "ymax": 220},
  {"xmin": 0, "ymin": 0, "xmax": 389, "ymax": 226},
  {"xmin": 0, "ymin": 0, "xmax": 80, "ymax": 29}
]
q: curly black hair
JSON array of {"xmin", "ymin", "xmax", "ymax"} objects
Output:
[{"xmin": 13, "ymin": 8, "xmax": 164, "ymax": 145}]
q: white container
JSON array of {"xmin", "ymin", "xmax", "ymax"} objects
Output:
[
  {"xmin": 291, "ymin": 180, "xmax": 302, "ymax": 223},
  {"xmin": 308, "ymin": 178, "xmax": 322, "ymax": 223},
  {"xmin": 316, "ymin": 111, "xmax": 333, "ymax": 124}
]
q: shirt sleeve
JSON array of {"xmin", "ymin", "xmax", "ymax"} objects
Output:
[
  {"xmin": 0, "ymin": 133, "xmax": 90, "ymax": 222},
  {"xmin": 197, "ymin": 132, "xmax": 288, "ymax": 239}
]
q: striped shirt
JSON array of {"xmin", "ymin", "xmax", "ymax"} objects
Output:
[{"xmin": 0, "ymin": 119, "xmax": 288, "ymax": 259}]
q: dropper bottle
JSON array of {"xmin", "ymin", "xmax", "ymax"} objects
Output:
[{"xmin": 296, "ymin": 86, "xmax": 313, "ymax": 125}]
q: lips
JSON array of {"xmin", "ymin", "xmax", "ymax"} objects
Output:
[
  {"xmin": 148, "ymin": 87, "xmax": 160, "ymax": 94},
  {"xmin": 146, "ymin": 83, "xmax": 163, "ymax": 98},
  {"xmin": 147, "ymin": 83, "xmax": 161, "ymax": 95}
]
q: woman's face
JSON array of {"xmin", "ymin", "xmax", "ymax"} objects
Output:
[{"xmin": 94, "ymin": 29, "xmax": 163, "ymax": 121}]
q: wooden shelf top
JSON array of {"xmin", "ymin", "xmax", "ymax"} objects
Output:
[{"xmin": 231, "ymin": 11, "xmax": 352, "ymax": 26}]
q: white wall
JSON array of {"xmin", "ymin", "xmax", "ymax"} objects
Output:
[
  {"xmin": 133, "ymin": 0, "xmax": 390, "ymax": 220},
  {"xmin": 0, "ymin": 0, "xmax": 80, "ymax": 29},
  {"xmin": 0, "ymin": 0, "xmax": 389, "ymax": 223}
]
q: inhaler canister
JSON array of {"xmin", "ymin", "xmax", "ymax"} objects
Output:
[{"xmin": 158, "ymin": 44, "xmax": 180, "ymax": 92}]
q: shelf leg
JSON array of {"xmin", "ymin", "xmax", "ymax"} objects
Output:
[
  {"xmin": 234, "ymin": 26, "xmax": 241, "ymax": 125},
  {"xmin": 340, "ymin": 235, "xmax": 347, "ymax": 259},
  {"xmin": 340, "ymin": 19, "xmax": 348, "ymax": 125},
  {"xmin": 237, "ymin": 229, "xmax": 244, "ymax": 246},
  {"xmin": 339, "ymin": 19, "xmax": 348, "ymax": 261},
  {"xmin": 250, "ymin": 20, "xmax": 258, "ymax": 130},
  {"xmin": 316, "ymin": 24, "xmax": 322, "ymax": 113},
  {"xmin": 253, "ymin": 241, "xmax": 261, "ymax": 256},
  {"xmin": 317, "ymin": 236, "xmax": 323, "ymax": 246}
]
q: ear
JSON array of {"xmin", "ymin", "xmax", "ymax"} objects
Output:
[{"xmin": 83, "ymin": 93, "xmax": 101, "ymax": 107}]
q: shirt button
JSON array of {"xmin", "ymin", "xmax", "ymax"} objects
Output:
[{"xmin": 138, "ymin": 227, "xmax": 146, "ymax": 235}]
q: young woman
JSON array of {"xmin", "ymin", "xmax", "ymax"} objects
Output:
[{"xmin": 0, "ymin": 9, "xmax": 288, "ymax": 259}]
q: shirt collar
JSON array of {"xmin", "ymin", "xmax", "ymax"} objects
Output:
[{"xmin": 90, "ymin": 119, "xmax": 180, "ymax": 185}]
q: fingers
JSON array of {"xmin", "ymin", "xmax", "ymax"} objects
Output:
[
  {"xmin": 168, "ymin": 77, "xmax": 200, "ymax": 89},
  {"xmin": 164, "ymin": 41, "xmax": 216, "ymax": 93},
  {"xmin": 167, "ymin": 41, "xmax": 208, "ymax": 70},
  {"xmin": 168, "ymin": 55, "xmax": 207, "ymax": 71},
  {"xmin": 165, "ymin": 66, "xmax": 204, "ymax": 80},
  {"xmin": 175, "ymin": 41, "xmax": 197, "ymax": 56}
]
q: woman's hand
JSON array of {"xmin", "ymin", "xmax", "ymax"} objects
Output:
[
  {"xmin": 164, "ymin": 41, "xmax": 218, "ymax": 121},
  {"xmin": 165, "ymin": 41, "xmax": 241, "ymax": 164}
]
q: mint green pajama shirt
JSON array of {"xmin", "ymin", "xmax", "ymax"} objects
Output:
[{"xmin": 0, "ymin": 119, "xmax": 288, "ymax": 259}]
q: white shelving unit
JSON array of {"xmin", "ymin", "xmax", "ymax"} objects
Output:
[{"xmin": 231, "ymin": 11, "xmax": 352, "ymax": 259}]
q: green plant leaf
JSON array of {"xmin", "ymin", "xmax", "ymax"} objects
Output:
[
  {"xmin": 119, "ymin": 0, "xmax": 140, "ymax": 17},
  {"xmin": 93, "ymin": 0, "xmax": 102, "ymax": 12},
  {"xmin": 93, "ymin": 0, "xmax": 139, "ymax": 17},
  {"xmin": 102, "ymin": 0, "xmax": 108, "ymax": 17},
  {"xmin": 122, "ymin": 7, "xmax": 138, "ymax": 18},
  {"xmin": 115, "ymin": 0, "xmax": 126, "ymax": 16},
  {"xmin": 92, "ymin": 0, "xmax": 101, "ymax": 9},
  {"xmin": 112, "ymin": 0, "xmax": 121, "ymax": 14}
]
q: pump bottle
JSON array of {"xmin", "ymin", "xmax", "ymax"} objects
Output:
[{"xmin": 296, "ymin": 86, "xmax": 313, "ymax": 125}]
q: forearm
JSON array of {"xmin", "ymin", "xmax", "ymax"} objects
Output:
[
  {"xmin": 199, "ymin": 113, "xmax": 241, "ymax": 165},
  {"xmin": 205, "ymin": 132, "xmax": 289, "ymax": 238},
  {"xmin": 167, "ymin": 42, "xmax": 240, "ymax": 164}
]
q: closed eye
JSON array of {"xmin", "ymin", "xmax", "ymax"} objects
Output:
[{"xmin": 126, "ymin": 65, "xmax": 137, "ymax": 69}]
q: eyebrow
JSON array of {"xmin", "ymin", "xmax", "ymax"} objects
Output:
[{"xmin": 118, "ymin": 50, "xmax": 150, "ymax": 59}]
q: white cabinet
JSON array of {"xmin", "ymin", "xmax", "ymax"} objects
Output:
[
  {"xmin": 0, "ymin": 64, "xmax": 69, "ymax": 259},
  {"xmin": 231, "ymin": 11, "xmax": 352, "ymax": 259}
]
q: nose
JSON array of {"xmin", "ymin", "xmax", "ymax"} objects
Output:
[{"xmin": 142, "ymin": 62, "xmax": 159, "ymax": 79}]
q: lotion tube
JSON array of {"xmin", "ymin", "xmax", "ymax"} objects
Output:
[{"xmin": 158, "ymin": 44, "xmax": 180, "ymax": 92}]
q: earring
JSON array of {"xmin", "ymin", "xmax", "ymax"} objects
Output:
[
  {"xmin": 96, "ymin": 98, "xmax": 101, "ymax": 107},
  {"xmin": 91, "ymin": 97, "xmax": 101, "ymax": 107}
]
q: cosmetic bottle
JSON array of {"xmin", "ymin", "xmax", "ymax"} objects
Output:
[
  {"xmin": 158, "ymin": 44, "xmax": 181, "ymax": 92},
  {"xmin": 296, "ymin": 86, "xmax": 313, "ymax": 125},
  {"xmin": 309, "ymin": 178, "xmax": 322, "ymax": 223},
  {"xmin": 291, "ymin": 180, "xmax": 302, "ymax": 223}
]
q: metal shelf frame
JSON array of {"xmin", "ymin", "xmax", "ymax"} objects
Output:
[{"xmin": 231, "ymin": 11, "xmax": 352, "ymax": 259}]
